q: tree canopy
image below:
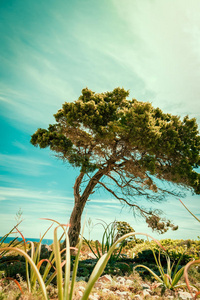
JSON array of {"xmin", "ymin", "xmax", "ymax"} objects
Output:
[{"xmin": 31, "ymin": 87, "xmax": 200, "ymax": 245}]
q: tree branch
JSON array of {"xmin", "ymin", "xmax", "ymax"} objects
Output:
[
  {"xmin": 80, "ymin": 159, "xmax": 116, "ymax": 202},
  {"xmin": 73, "ymin": 172, "xmax": 85, "ymax": 203},
  {"xmin": 97, "ymin": 180, "xmax": 152, "ymax": 217}
]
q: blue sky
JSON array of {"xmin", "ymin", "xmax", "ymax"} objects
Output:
[{"xmin": 0, "ymin": 0, "xmax": 200, "ymax": 241}]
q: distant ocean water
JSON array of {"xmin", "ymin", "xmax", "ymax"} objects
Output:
[{"xmin": 1, "ymin": 237, "xmax": 55, "ymax": 245}]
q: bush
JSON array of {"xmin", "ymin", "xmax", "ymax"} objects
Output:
[{"xmin": 131, "ymin": 239, "xmax": 199, "ymax": 263}]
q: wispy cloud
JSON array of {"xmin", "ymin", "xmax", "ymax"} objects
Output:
[
  {"xmin": 0, "ymin": 186, "xmax": 72, "ymax": 202},
  {"xmin": 0, "ymin": 154, "xmax": 51, "ymax": 176},
  {"xmin": 0, "ymin": 13, "xmax": 77, "ymax": 127},
  {"xmin": 2, "ymin": 0, "xmax": 200, "ymax": 129},
  {"xmin": 0, "ymin": 186, "xmax": 74, "ymax": 238},
  {"xmin": 111, "ymin": 0, "xmax": 200, "ymax": 122},
  {"xmin": 0, "ymin": 186, "xmax": 199, "ymax": 240},
  {"xmin": 0, "ymin": 1, "xmax": 200, "ymax": 241}
]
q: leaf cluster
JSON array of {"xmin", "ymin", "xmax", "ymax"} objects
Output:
[
  {"xmin": 145, "ymin": 215, "xmax": 178, "ymax": 234},
  {"xmin": 31, "ymin": 87, "xmax": 200, "ymax": 193}
]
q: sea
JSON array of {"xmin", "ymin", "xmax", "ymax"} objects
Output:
[{"xmin": 1, "ymin": 237, "xmax": 55, "ymax": 245}]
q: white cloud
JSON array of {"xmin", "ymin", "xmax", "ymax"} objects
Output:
[
  {"xmin": 111, "ymin": 0, "xmax": 200, "ymax": 122},
  {"xmin": 0, "ymin": 1, "xmax": 200, "ymax": 241},
  {"xmin": 0, "ymin": 154, "xmax": 50, "ymax": 176},
  {"xmin": 0, "ymin": 186, "xmax": 199, "ymax": 240},
  {"xmin": 12, "ymin": 141, "xmax": 28, "ymax": 151},
  {"xmin": 0, "ymin": 186, "xmax": 72, "ymax": 202},
  {"xmin": 1, "ymin": 0, "xmax": 200, "ymax": 130},
  {"xmin": 0, "ymin": 27, "xmax": 78, "ymax": 127},
  {"xmin": 0, "ymin": 186, "xmax": 74, "ymax": 238}
]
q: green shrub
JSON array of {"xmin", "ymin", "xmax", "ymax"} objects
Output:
[
  {"xmin": 131, "ymin": 239, "xmax": 199, "ymax": 263},
  {"xmin": 4, "ymin": 261, "xmax": 26, "ymax": 279}
]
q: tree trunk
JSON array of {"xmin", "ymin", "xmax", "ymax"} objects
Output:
[
  {"xmin": 68, "ymin": 199, "xmax": 86, "ymax": 247},
  {"xmin": 65, "ymin": 162, "xmax": 115, "ymax": 248}
]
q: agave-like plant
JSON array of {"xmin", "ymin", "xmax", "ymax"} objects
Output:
[
  {"xmin": 134, "ymin": 247, "xmax": 186, "ymax": 290},
  {"xmin": 2, "ymin": 219, "xmax": 165, "ymax": 300},
  {"xmin": 0, "ymin": 222, "xmax": 24, "ymax": 258},
  {"xmin": 1, "ymin": 220, "xmax": 66, "ymax": 295},
  {"xmin": 0, "ymin": 224, "xmax": 25, "ymax": 294},
  {"xmin": 180, "ymin": 199, "xmax": 200, "ymax": 299},
  {"xmin": 15, "ymin": 221, "xmax": 56, "ymax": 292},
  {"xmin": 83, "ymin": 219, "xmax": 125, "ymax": 262},
  {"xmin": 2, "ymin": 220, "xmax": 71, "ymax": 299},
  {"xmin": 184, "ymin": 259, "xmax": 200, "ymax": 300}
]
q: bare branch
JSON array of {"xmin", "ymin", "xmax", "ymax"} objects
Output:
[{"xmin": 97, "ymin": 180, "xmax": 152, "ymax": 217}]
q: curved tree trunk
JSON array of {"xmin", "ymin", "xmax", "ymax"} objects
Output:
[
  {"xmin": 68, "ymin": 199, "xmax": 86, "ymax": 247},
  {"xmin": 66, "ymin": 171, "xmax": 85, "ymax": 248},
  {"xmin": 65, "ymin": 162, "xmax": 115, "ymax": 248}
]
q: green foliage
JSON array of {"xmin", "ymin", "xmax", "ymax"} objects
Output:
[
  {"xmin": 131, "ymin": 238, "xmax": 198, "ymax": 287},
  {"xmin": 3, "ymin": 221, "xmax": 199, "ymax": 298},
  {"xmin": 31, "ymin": 87, "xmax": 200, "ymax": 193},
  {"xmin": 0, "ymin": 223, "xmax": 24, "ymax": 258},
  {"xmin": 2, "ymin": 221, "xmax": 162, "ymax": 299},
  {"xmin": 4, "ymin": 260, "xmax": 26, "ymax": 279},
  {"xmin": 124, "ymin": 238, "xmax": 144, "ymax": 249},
  {"xmin": 134, "ymin": 248, "xmax": 186, "ymax": 290},
  {"xmin": 31, "ymin": 88, "xmax": 200, "ymax": 240},
  {"xmin": 180, "ymin": 200, "xmax": 200, "ymax": 298},
  {"xmin": 83, "ymin": 220, "xmax": 125, "ymax": 263},
  {"xmin": 132, "ymin": 239, "xmax": 200, "ymax": 264},
  {"xmin": 145, "ymin": 215, "xmax": 178, "ymax": 234},
  {"xmin": 115, "ymin": 221, "xmax": 135, "ymax": 242}
]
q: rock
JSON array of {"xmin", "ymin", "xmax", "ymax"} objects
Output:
[
  {"xmin": 141, "ymin": 283, "xmax": 152, "ymax": 297},
  {"xmin": 126, "ymin": 279, "xmax": 133, "ymax": 285},
  {"xmin": 94, "ymin": 274, "xmax": 113, "ymax": 288},
  {"xmin": 178, "ymin": 291, "xmax": 193, "ymax": 300},
  {"xmin": 102, "ymin": 288, "xmax": 112, "ymax": 293},
  {"xmin": 77, "ymin": 290, "xmax": 83, "ymax": 297},
  {"xmin": 89, "ymin": 293, "xmax": 99, "ymax": 300},
  {"xmin": 116, "ymin": 276, "xmax": 126, "ymax": 285},
  {"xmin": 87, "ymin": 252, "xmax": 97, "ymax": 259},
  {"xmin": 152, "ymin": 282, "xmax": 163, "ymax": 289},
  {"xmin": 134, "ymin": 295, "xmax": 142, "ymax": 299},
  {"xmin": 143, "ymin": 289, "xmax": 151, "ymax": 297},
  {"xmin": 141, "ymin": 283, "xmax": 151, "ymax": 290},
  {"xmin": 97, "ymin": 274, "xmax": 112, "ymax": 284},
  {"xmin": 116, "ymin": 290, "xmax": 130, "ymax": 298},
  {"xmin": 79, "ymin": 286, "xmax": 85, "ymax": 292}
]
